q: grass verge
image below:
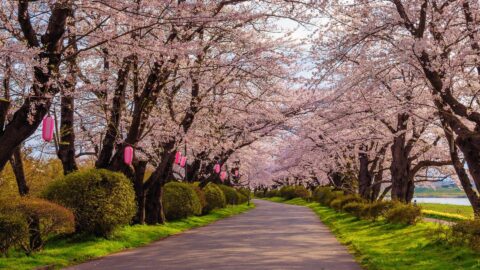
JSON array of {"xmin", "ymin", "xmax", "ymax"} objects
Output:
[
  {"xmin": 420, "ymin": 203, "xmax": 473, "ymax": 222},
  {"xmin": 263, "ymin": 197, "xmax": 480, "ymax": 270},
  {"xmin": 0, "ymin": 203, "xmax": 254, "ymax": 270}
]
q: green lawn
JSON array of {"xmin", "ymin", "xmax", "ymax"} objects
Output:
[
  {"xmin": 414, "ymin": 187, "xmax": 466, "ymax": 198},
  {"xmin": 420, "ymin": 203, "xmax": 473, "ymax": 221},
  {"xmin": 264, "ymin": 197, "xmax": 480, "ymax": 270},
  {"xmin": 0, "ymin": 203, "xmax": 254, "ymax": 270}
]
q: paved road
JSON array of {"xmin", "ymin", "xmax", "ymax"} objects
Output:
[{"xmin": 66, "ymin": 200, "xmax": 362, "ymax": 270}]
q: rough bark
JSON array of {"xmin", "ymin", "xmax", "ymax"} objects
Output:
[
  {"xmin": 133, "ymin": 160, "xmax": 147, "ymax": 224},
  {"xmin": 0, "ymin": 2, "xmax": 71, "ymax": 171},
  {"xmin": 390, "ymin": 113, "xmax": 411, "ymax": 202},
  {"xmin": 95, "ymin": 56, "xmax": 133, "ymax": 169},
  {"xmin": 10, "ymin": 146, "xmax": 29, "ymax": 196},
  {"xmin": 358, "ymin": 146, "xmax": 372, "ymax": 199},
  {"xmin": 57, "ymin": 17, "xmax": 78, "ymax": 174}
]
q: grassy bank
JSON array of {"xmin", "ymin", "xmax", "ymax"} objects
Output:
[
  {"xmin": 264, "ymin": 197, "xmax": 480, "ymax": 270},
  {"xmin": 414, "ymin": 187, "xmax": 466, "ymax": 198},
  {"xmin": 0, "ymin": 203, "xmax": 254, "ymax": 270},
  {"xmin": 420, "ymin": 203, "xmax": 473, "ymax": 222}
]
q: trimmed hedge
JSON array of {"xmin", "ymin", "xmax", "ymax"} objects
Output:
[
  {"xmin": 43, "ymin": 169, "xmax": 136, "ymax": 237},
  {"xmin": 0, "ymin": 212, "xmax": 27, "ymax": 256},
  {"xmin": 279, "ymin": 186, "xmax": 311, "ymax": 200},
  {"xmin": 0, "ymin": 197, "xmax": 74, "ymax": 254},
  {"xmin": 163, "ymin": 182, "xmax": 202, "ymax": 220},
  {"xmin": 203, "ymin": 183, "xmax": 226, "ymax": 213},
  {"xmin": 190, "ymin": 184, "xmax": 207, "ymax": 211},
  {"xmin": 218, "ymin": 185, "xmax": 240, "ymax": 205},
  {"xmin": 330, "ymin": 194, "xmax": 364, "ymax": 211},
  {"xmin": 384, "ymin": 202, "xmax": 422, "ymax": 225},
  {"xmin": 311, "ymin": 186, "xmax": 421, "ymax": 226}
]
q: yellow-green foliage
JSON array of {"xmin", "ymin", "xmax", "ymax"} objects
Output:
[
  {"xmin": 202, "ymin": 183, "xmax": 226, "ymax": 213},
  {"xmin": 0, "ymin": 197, "xmax": 74, "ymax": 254},
  {"xmin": 384, "ymin": 203, "xmax": 422, "ymax": 225},
  {"xmin": 163, "ymin": 182, "xmax": 202, "ymax": 220},
  {"xmin": 422, "ymin": 210, "xmax": 468, "ymax": 222},
  {"xmin": 0, "ymin": 212, "xmax": 28, "ymax": 256},
  {"xmin": 279, "ymin": 185, "xmax": 311, "ymax": 200},
  {"xmin": 43, "ymin": 169, "xmax": 136, "ymax": 237},
  {"xmin": 0, "ymin": 157, "xmax": 63, "ymax": 200},
  {"xmin": 218, "ymin": 185, "xmax": 239, "ymax": 205},
  {"xmin": 342, "ymin": 202, "xmax": 366, "ymax": 218},
  {"xmin": 189, "ymin": 184, "xmax": 207, "ymax": 210},
  {"xmin": 330, "ymin": 194, "xmax": 363, "ymax": 211},
  {"xmin": 362, "ymin": 200, "xmax": 396, "ymax": 220}
]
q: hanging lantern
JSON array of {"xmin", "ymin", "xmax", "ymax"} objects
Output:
[
  {"xmin": 124, "ymin": 146, "xmax": 134, "ymax": 165},
  {"xmin": 220, "ymin": 171, "xmax": 227, "ymax": 182},
  {"xmin": 175, "ymin": 151, "xmax": 182, "ymax": 164},
  {"xmin": 180, "ymin": 156, "xmax": 187, "ymax": 168},
  {"xmin": 42, "ymin": 116, "xmax": 55, "ymax": 142},
  {"xmin": 214, "ymin": 164, "xmax": 221, "ymax": 174},
  {"xmin": 235, "ymin": 170, "xmax": 239, "ymax": 177}
]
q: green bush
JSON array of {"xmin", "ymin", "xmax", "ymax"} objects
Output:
[
  {"xmin": 384, "ymin": 202, "xmax": 422, "ymax": 225},
  {"xmin": 265, "ymin": 189, "xmax": 280, "ymax": 198},
  {"xmin": 237, "ymin": 192, "xmax": 248, "ymax": 204},
  {"xmin": 450, "ymin": 220, "xmax": 480, "ymax": 251},
  {"xmin": 330, "ymin": 194, "xmax": 363, "ymax": 211},
  {"xmin": 0, "ymin": 212, "xmax": 27, "ymax": 256},
  {"xmin": 237, "ymin": 187, "xmax": 251, "ymax": 198},
  {"xmin": 342, "ymin": 202, "xmax": 366, "ymax": 218},
  {"xmin": 17, "ymin": 198, "xmax": 75, "ymax": 251},
  {"xmin": 190, "ymin": 184, "xmax": 207, "ymax": 211},
  {"xmin": 203, "ymin": 183, "xmax": 226, "ymax": 213},
  {"xmin": 163, "ymin": 182, "xmax": 202, "ymax": 220},
  {"xmin": 362, "ymin": 200, "xmax": 396, "ymax": 220},
  {"xmin": 43, "ymin": 169, "xmax": 136, "ymax": 237},
  {"xmin": 254, "ymin": 191, "xmax": 266, "ymax": 198},
  {"xmin": 218, "ymin": 185, "xmax": 240, "ymax": 205},
  {"xmin": 279, "ymin": 186, "xmax": 311, "ymax": 200}
]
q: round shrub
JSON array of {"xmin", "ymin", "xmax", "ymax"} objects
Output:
[
  {"xmin": 330, "ymin": 194, "xmax": 363, "ymax": 211},
  {"xmin": 0, "ymin": 212, "xmax": 27, "ymax": 255},
  {"xmin": 163, "ymin": 182, "xmax": 202, "ymax": 220},
  {"xmin": 342, "ymin": 202, "xmax": 366, "ymax": 218},
  {"xmin": 203, "ymin": 183, "xmax": 226, "ymax": 213},
  {"xmin": 362, "ymin": 200, "xmax": 396, "ymax": 220},
  {"xmin": 265, "ymin": 189, "xmax": 279, "ymax": 198},
  {"xmin": 218, "ymin": 185, "xmax": 239, "ymax": 205},
  {"xmin": 43, "ymin": 169, "xmax": 136, "ymax": 237},
  {"xmin": 384, "ymin": 202, "xmax": 422, "ymax": 225},
  {"xmin": 18, "ymin": 198, "xmax": 75, "ymax": 251},
  {"xmin": 190, "ymin": 184, "xmax": 207, "ymax": 211},
  {"xmin": 237, "ymin": 187, "xmax": 251, "ymax": 198},
  {"xmin": 237, "ymin": 192, "xmax": 248, "ymax": 204},
  {"xmin": 279, "ymin": 186, "xmax": 311, "ymax": 200},
  {"xmin": 450, "ymin": 220, "xmax": 480, "ymax": 251}
]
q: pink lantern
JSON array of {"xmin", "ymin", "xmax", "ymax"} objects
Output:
[
  {"xmin": 42, "ymin": 116, "xmax": 55, "ymax": 142},
  {"xmin": 214, "ymin": 164, "xmax": 221, "ymax": 174},
  {"xmin": 124, "ymin": 146, "xmax": 134, "ymax": 165},
  {"xmin": 235, "ymin": 170, "xmax": 239, "ymax": 177},
  {"xmin": 180, "ymin": 156, "xmax": 187, "ymax": 168},
  {"xmin": 175, "ymin": 152, "xmax": 182, "ymax": 164},
  {"xmin": 220, "ymin": 171, "xmax": 227, "ymax": 182}
]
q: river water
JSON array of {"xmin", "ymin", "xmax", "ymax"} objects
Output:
[{"xmin": 413, "ymin": 197, "xmax": 470, "ymax": 206}]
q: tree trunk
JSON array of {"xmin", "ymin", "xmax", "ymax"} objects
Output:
[
  {"xmin": 442, "ymin": 118, "xmax": 480, "ymax": 218},
  {"xmin": 57, "ymin": 92, "xmax": 77, "ymax": 174},
  {"xmin": 144, "ymin": 142, "xmax": 176, "ymax": 224},
  {"xmin": 132, "ymin": 160, "xmax": 147, "ymax": 224},
  {"xmin": 358, "ymin": 148, "xmax": 372, "ymax": 199},
  {"xmin": 10, "ymin": 146, "xmax": 29, "ymax": 196},
  {"xmin": 390, "ymin": 113, "xmax": 411, "ymax": 202}
]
